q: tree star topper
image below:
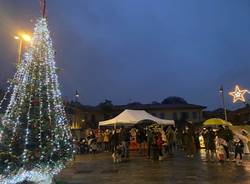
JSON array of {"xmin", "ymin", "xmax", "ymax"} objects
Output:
[{"xmin": 229, "ymin": 85, "xmax": 249, "ymax": 103}]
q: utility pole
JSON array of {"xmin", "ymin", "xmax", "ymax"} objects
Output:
[{"xmin": 219, "ymin": 85, "xmax": 228, "ymax": 121}]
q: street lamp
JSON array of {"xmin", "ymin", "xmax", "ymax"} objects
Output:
[
  {"xmin": 81, "ymin": 119, "xmax": 85, "ymax": 129},
  {"xmin": 219, "ymin": 85, "xmax": 228, "ymax": 121},
  {"xmin": 14, "ymin": 33, "xmax": 31, "ymax": 64},
  {"xmin": 75, "ymin": 90, "xmax": 79, "ymax": 102}
]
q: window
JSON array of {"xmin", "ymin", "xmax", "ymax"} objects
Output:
[
  {"xmin": 181, "ymin": 112, "xmax": 189, "ymax": 120},
  {"xmin": 91, "ymin": 114, "xmax": 96, "ymax": 123},
  {"xmin": 84, "ymin": 114, "xmax": 88, "ymax": 121},
  {"xmin": 160, "ymin": 113, "xmax": 165, "ymax": 119},
  {"xmin": 173, "ymin": 112, "xmax": 177, "ymax": 120},
  {"xmin": 192, "ymin": 112, "xmax": 197, "ymax": 119}
]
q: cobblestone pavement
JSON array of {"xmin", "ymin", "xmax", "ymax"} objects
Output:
[{"xmin": 56, "ymin": 150, "xmax": 250, "ymax": 184}]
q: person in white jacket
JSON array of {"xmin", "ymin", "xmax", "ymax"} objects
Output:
[
  {"xmin": 241, "ymin": 130, "xmax": 249, "ymax": 154},
  {"xmin": 235, "ymin": 130, "xmax": 249, "ymax": 155}
]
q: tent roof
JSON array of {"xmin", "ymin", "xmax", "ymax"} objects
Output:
[{"xmin": 99, "ymin": 109, "xmax": 175, "ymax": 126}]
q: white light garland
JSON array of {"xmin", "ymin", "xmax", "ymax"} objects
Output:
[
  {"xmin": 0, "ymin": 166, "xmax": 63, "ymax": 184},
  {"xmin": 0, "ymin": 17, "xmax": 73, "ymax": 184}
]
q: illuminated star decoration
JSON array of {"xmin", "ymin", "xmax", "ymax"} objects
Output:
[{"xmin": 229, "ymin": 85, "xmax": 249, "ymax": 103}]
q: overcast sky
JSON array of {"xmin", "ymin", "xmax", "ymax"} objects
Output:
[{"xmin": 1, "ymin": 0, "xmax": 250, "ymax": 110}]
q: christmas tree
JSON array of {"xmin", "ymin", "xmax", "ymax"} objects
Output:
[{"xmin": 0, "ymin": 17, "xmax": 73, "ymax": 183}]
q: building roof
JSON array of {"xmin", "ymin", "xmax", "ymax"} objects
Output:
[
  {"xmin": 113, "ymin": 103, "xmax": 206, "ymax": 111},
  {"xmin": 231, "ymin": 105, "xmax": 250, "ymax": 114},
  {"xmin": 66, "ymin": 102, "xmax": 206, "ymax": 112}
]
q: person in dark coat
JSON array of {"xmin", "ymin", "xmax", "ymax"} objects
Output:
[
  {"xmin": 183, "ymin": 126, "xmax": 196, "ymax": 157},
  {"xmin": 217, "ymin": 125, "xmax": 233, "ymax": 160},
  {"xmin": 110, "ymin": 129, "xmax": 119, "ymax": 153},
  {"xmin": 207, "ymin": 127, "xmax": 216, "ymax": 161},
  {"xmin": 146, "ymin": 129, "xmax": 154, "ymax": 159},
  {"xmin": 137, "ymin": 128, "xmax": 146, "ymax": 155},
  {"xmin": 234, "ymin": 138, "xmax": 244, "ymax": 164},
  {"xmin": 166, "ymin": 126, "xmax": 175, "ymax": 155},
  {"xmin": 120, "ymin": 127, "xmax": 130, "ymax": 158},
  {"xmin": 152, "ymin": 133, "xmax": 159, "ymax": 161},
  {"xmin": 194, "ymin": 131, "xmax": 200, "ymax": 151}
]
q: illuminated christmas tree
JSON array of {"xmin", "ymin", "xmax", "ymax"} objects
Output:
[{"xmin": 0, "ymin": 17, "xmax": 73, "ymax": 184}]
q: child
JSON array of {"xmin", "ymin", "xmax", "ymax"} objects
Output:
[
  {"xmin": 234, "ymin": 137, "xmax": 244, "ymax": 164},
  {"xmin": 217, "ymin": 143, "xmax": 225, "ymax": 162},
  {"xmin": 216, "ymin": 137, "xmax": 226, "ymax": 162}
]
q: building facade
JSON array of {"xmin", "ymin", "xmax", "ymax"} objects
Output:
[{"xmin": 66, "ymin": 102, "xmax": 206, "ymax": 130}]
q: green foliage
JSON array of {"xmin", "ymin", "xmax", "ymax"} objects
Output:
[
  {"xmin": 161, "ymin": 96, "xmax": 188, "ymax": 105},
  {"xmin": 99, "ymin": 99, "xmax": 113, "ymax": 112},
  {"xmin": 127, "ymin": 101, "xmax": 141, "ymax": 106},
  {"xmin": 151, "ymin": 101, "xmax": 160, "ymax": 105},
  {"xmin": 0, "ymin": 152, "xmax": 20, "ymax": 174},
  {"xmin": 0, "ymin": 88, "xmax": 4, "ymax": 99}
]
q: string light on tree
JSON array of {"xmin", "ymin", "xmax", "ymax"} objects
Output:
[
  {"xmin": 229, "ymin": 85, "xmax": 249, "ymax": 103},
  {"xmin": 0, "ymin": 1, "xmax": 73, "ymax": 183}
]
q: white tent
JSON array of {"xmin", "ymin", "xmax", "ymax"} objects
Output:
[{"xmin": 99, "ymin": 109, "xmax": 175, "ymax": 126}]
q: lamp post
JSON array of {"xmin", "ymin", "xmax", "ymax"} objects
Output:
[
  {"xmin": 219, "ymin": 85, "xmax": 228, "ymax": 121},
  {"xmin": 72, "ymin": 90, "xmax": 80, "ymax": 130},
  {"xmin": 75, "ymin": 90, "xmax": 79, "ymax": 102},
  {"xmin": 14, "ymin": 33, "xmax": 31, "ymax": 64}
]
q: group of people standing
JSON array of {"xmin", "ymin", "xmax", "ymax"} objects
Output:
[
  {"xmin": 201, "ymin": 125, "xmax": 249, "ymax": 163},
  {"xmin": 73, "ymin": 125, "xmax": 178, "ymax": 161},
  {"xmin": 101, "ymin": 127, "xmax": 131, "ymax": 159},
  {"xmin": 73, "ymin": 124, "xmax": 249, "ymax": 164},
  {"xmin": 74, "ymin": 127, "xmax": 131, "ymax": 158},
  {"xmin": 146, "ymin": 125, "xmax": 177, "ymax": 161}
]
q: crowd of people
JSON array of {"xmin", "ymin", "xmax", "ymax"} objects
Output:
[
  {"xmin": 73, "ymin": 124, "xmax": 249, "ymax": 164},
  {"xmin": 73, "ymin": 127, "xmax": 131, "ymax": 159},
  {"xmin": 201, "ymin": 125, "xmax": 249, "ymax": 163}
]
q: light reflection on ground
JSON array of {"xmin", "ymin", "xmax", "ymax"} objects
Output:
[{"xmin": 56, "ymin": 150, "xmax": 250, "ymax": 184}]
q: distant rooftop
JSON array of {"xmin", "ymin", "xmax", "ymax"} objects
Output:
[
  {"xmin": 66, "ymin": 102, "xmax": 206, "ymax": 112},
  {"xmin": 113, "ymin": 103, "xmax": 206, "ymax": 110}
]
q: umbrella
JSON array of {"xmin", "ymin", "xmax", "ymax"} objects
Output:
[
  {"xmin": 203, "ymin": 118, "xmax": 232, "ymax": 126},
  {"xmin": 241, "ymin": 129, "xmax": 248, "ymax": 135},
  {"xmin": 234, "ymin": 133, "xmax": 248, "ymax": 143}
]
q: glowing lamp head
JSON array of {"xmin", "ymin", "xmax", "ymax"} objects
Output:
[
  {"xmin": 21, "ymin": 34, "xmax": 31, "ymax": 42},
  {"xmin": 14, "ymin": 33, "xmax": 31, "ymax": 42},
  {"xmin": 219, "ymin": 85, "xmax": 223, "ymax": 93},
  {"xmin": 75, "ymin": 90, "xmax": 79, "ymax": 98}
]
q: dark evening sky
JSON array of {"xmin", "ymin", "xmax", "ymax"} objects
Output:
[{"xmin": 1, "ymin": 0, "xmax": 250, "ymax": 110}]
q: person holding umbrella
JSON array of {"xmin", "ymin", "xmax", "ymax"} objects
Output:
[
  {"xmin": 217, "ymin": 125, "xmax": 233, "ymax": 160},
  {"xmin": 233, "ymin": 137, "xmax": 244, "ymax": 164},
  {"xmin": 235, "ymin": 130, "xmax": 249, "ymax": 155}
]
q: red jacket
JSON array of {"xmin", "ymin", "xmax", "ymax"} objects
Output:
[{"xmin": 156, "ymin": 136, "xmax": 163, "ymax": 149}]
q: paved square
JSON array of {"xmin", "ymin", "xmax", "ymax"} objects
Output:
[{"xmin": 56, "ymin": 151, "xmax": 250, "ymax": 184}]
